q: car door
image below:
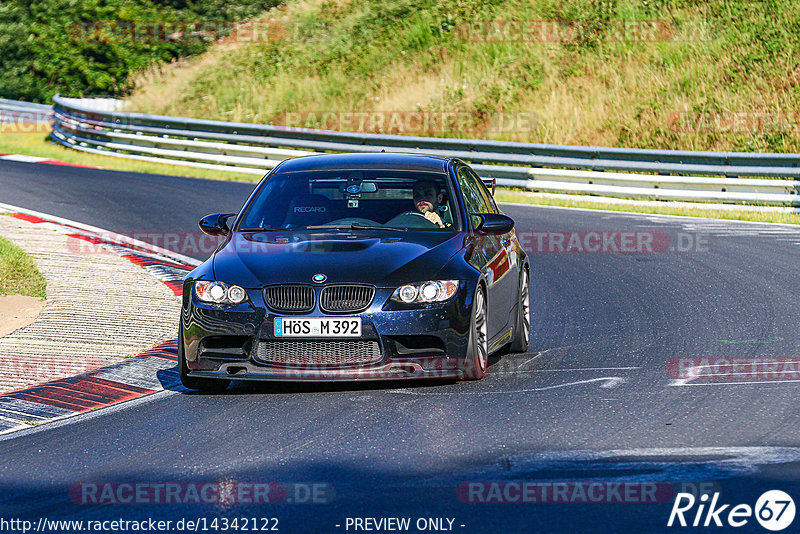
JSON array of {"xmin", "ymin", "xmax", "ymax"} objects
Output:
[
  {"xmin": 465, "ymin": 166, "xmax": 520, "ymax": 320},
  {"xmin": 456, "ymin": 165, "xmax": 513, "ymax": 340}
]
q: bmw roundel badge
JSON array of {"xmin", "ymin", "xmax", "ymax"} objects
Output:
[{"xmin": 312, "ymin": 273, "xmax": 327, "ymax": 283}]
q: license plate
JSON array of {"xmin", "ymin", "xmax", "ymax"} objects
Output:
[{"xmin": 274, "ymin": 317, "xmax": 362, "ymax": 337}]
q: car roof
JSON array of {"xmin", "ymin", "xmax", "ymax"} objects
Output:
[{"xmin": 273, "ymin": 152, "xmax": 451, "ymax": 174}]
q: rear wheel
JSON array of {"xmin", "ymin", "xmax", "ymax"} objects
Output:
[
  {"xmin": 509, "ymin": 268, "xmax": 530, "ymax": 353},
  {"xmin": 179, "ymin": 325, "xmax": 230, "ymax": 392},
  {"xmin": 462, "ymin": 285, "xmax": 489, "ymax": 380}
]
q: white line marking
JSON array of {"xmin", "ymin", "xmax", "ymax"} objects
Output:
[
  {"xmin": 389, "ymin": 377, "xmax": 626, "ymax": 395},
  {"xmin": 667, "ymin": 365, "xmax": 702, "ymax": 387},
  {"xmin": 0, "ymin": 407, "xmax": 48, "ymax": 421},
  {"xmin": 670, "ymin": 379, "xmax": 800, "ymax": 387},
  {"xmin": 0, "ymin": 415, "xmax": 28, "ymax": 425},
  {"xmin": 0, "ymin": 154, "xmax": 46, "ymax": 163},
  {"xmin": 516, "ymin": 354, "xmax": 541, "ymax": 369},
  {"xmin": 494, "ymin": 366, "xmax": 641, "ymax": 374}
]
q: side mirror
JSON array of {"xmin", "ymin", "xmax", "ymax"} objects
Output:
[
  {"xmin": 199, "ymin": 213, "xmax": 235, "ymax": 236},
  {"xmin": 473, "ymin": 213, "xmax": 514, "ymax": 233}
]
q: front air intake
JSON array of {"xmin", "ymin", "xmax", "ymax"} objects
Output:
[{"xmin": 255, "ymin": 340, "xmax": 382, "ymax": 367}]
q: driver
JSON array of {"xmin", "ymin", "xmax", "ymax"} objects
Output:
[{"xmin": 412, "ymin": 180, "xmax": 446, "ymax": 228}]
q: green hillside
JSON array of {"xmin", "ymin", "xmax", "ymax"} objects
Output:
[{"xmin": 125, "ymin": 0, "xmax": 800, "ymax": 152}]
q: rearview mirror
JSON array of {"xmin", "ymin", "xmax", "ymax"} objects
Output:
[
  {"xmin": 473, "ymin": 213, "xmax": 514, "ymax": 233},
  {"xmin": 199, "ymin": 213, "xmax": 235, "ymax": 236},
  {"xmin": 361, "ymin": 181, "xmax": 378, "ymax": 193}
]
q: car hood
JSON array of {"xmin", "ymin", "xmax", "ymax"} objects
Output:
[{"xmin": 212, "ymin": 231, "xmax": 466, "ymax": 288}]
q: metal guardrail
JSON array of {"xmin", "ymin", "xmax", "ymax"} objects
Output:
[
  {"xmin": 0, "ymin": 98, "xmax": 53, "ymax": 113},
  {"xmin": 10, "ymin": 95, "xmax": 797, "ymax": 206},
  {"xmin": 0, "ymin": 98, "xmax": 53, "ymax": 126}
]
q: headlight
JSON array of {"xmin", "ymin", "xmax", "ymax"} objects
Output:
[
  {"xmin": 195, "ymin": 281, "xmax": 248, "ymax": 305},
  {"xmin": 391, "ymin": 280, "xmax": 459, "ymax": 303}
]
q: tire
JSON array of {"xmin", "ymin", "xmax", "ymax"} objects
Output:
[
  {"xmin": 462, "ymin": 284, "xmax": 489, "ymax": 380},
  {"xmin": 178, "ymin": 324, "xmax": 230, "ymax": 392},
  {"xmin": 509, "ymin": 268, "xmax": 530, "ymax": 353}
]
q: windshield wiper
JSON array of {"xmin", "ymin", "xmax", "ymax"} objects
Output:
[
  {"xmin": 303, "ymin": 224, "xmax": 407, "ymax": 232},
  {"xmin": 238, "ymin": 226, "xmax": 280, "ymax": 231},
  {"xmin": 351, "ymin": 224, "xmax": 407, "ymax": 232}
]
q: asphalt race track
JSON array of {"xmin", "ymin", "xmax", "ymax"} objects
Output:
[{"xmin": 2, "ymin": 160, "xmax": 800, "ymax": 532}]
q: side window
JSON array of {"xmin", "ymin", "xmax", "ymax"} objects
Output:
[
  {"xmin": 466, "ymin": 168, "xmax": 498, "ymax": 213},
  {"xmin": 457, "ymin": 166, "xmax": 493, "ymax": 230},
  {"xmin": 457, "ymin": 167, "xmax": 491, "ymax": 213}
]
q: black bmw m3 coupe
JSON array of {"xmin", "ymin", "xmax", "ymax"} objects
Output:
[{"xmin": 180, "ymin": 152, "xmax": 529, "ymax": 390}]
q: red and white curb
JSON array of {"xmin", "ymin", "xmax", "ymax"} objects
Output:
[
  {"xmin": 0, "ymin": 205, "xmax": 198, "ymax": 435},
  {"xmin": 0, "ymin": 202, "xmax": 200, "ymax": 268},
  {"xmin": 0, "ymin": 341, "xmax": 180, "ymax": 433},
  {"xmin": 0, "ymin": 153, "xmax": 97, "ymax": 168}
]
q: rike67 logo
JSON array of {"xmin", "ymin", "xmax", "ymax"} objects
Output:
[{"xmin": 668, "ymin": 490, "xmax": 795, "ymax": 531}]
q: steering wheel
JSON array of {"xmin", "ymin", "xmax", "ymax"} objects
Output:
[
  {"xmin": 398, "ymin": 211, "xmax": 427, "ymax": 218},
  {"xmin": 385, "ymin": 211, "xmax": 439, "ymax": 229}
]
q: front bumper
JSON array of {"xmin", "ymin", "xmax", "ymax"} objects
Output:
[
  {"xmin": 181, "ymin": 282, "xmax": 474, "ymax": 381},
  {"xmin": 186, "ymin": 361, "xmax": 463, "ymax": 382}
]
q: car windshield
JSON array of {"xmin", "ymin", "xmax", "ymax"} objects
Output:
[{"xmin": 238, "ymin": 169, "xmax": 460, "ymax": 232}]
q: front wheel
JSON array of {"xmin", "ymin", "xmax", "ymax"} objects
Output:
[
  {"xmin": 462, "ymin": 285, "xmax": 489, "ymax": 380},
  {"xmin": 178, "ymin": 325, "xmax": 230, "ymax": 392}
]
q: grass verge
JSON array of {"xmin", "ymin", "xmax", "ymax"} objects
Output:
[
  {"xmin": 0, "ymin": 235, "xmax": 46, "ymax": 298},
  {"xmin": 496, "ymin": 189, "xmax": 800, "ymax": 225},
  {"xmin": 0, "ymin": 132, "xmax": 260, "ymax": 182}
]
